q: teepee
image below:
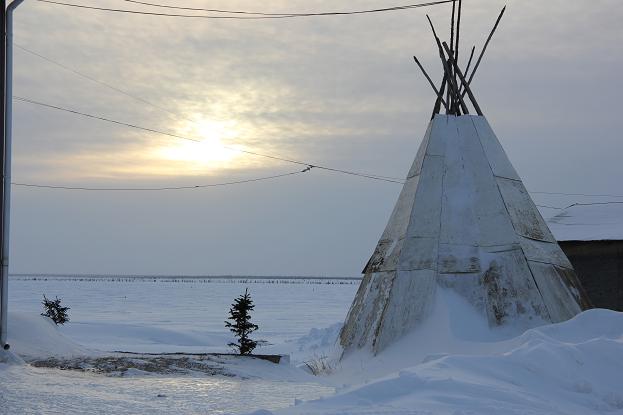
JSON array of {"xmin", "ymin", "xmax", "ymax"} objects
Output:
[{"xmin": 339, "ymin": 3, "xmax": 591, "ymax": 355}]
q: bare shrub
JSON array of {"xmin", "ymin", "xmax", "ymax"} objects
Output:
[{"xmin": 303, "ymin": 355, "xmax": 335, "ymax": 375}]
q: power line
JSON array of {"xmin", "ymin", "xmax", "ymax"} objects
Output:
[
  {"xmin": 14, "ymin": 95, "xmax": 200, "ymax": 142},
  {"xmin": 119, "ymin": 0, "xmax": 453, "ymax": 17},
  {"xmin": 14, "ymin": 45, "xmax": 402, "ymax": 183},
  {"xmin": 14, "ymin": 95, "xmax": 623, "ymax": 192},
  {"xmin": 537, "ymin": 201, "xmax": 623, "ymax": 211},
  {"xmin": 564, "ymin": 201, "xmax": 623, "ymax": 209},
  {"xmin": 14, "ymin": 43, "xmax": 183, "ymax": 123},
  {"xmin": 14, "ymin": 96, "xmax": 405, "ymax": 184},
  {"xmin": 12, "ymin": 169, "xmax": 307, "ymax": 191},
  {"xmin": 530, "ymin": 190, "xmax": 623, "ymax": 199},
  {"xmin": 35, "ymin": 0, "xmax": 453, "ymax": 19},
  {"xmin": 121, "ymin": 0, "xmax": 294, "ymax": 16}
]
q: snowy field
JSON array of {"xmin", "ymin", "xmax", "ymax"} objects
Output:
[
  {"xmin": 2, "ymin": 276, "xmax": 358, "ymax": 414},
  {"xmin": 2, "ymin": 276, "xmax": 623, "ymax": 415},
  {"xmin": 7, "ymin": 276, "xmax": 358, "ymax": 355}
]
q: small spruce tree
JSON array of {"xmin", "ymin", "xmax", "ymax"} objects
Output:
[
  {"xmin": 225, "ymin": 288, "xmax": 258, "ymax": 355},
  {"xmin": 41, "ymin": 295, "xmax": 70, "ymax": 325}
]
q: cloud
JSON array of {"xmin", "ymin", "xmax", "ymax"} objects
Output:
[{"xmin": 7, "ymin": 0, "xmax": 623, "ymax": 275}]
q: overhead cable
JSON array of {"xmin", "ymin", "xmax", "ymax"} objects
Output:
[
  {"xmin": 530, "ymin": 191, "xmax": 623, "ymax": 199},
  {"xmin": 14, "ymin": 96, "xmax": 405, "ymax": 184},
  {"xmin": 14, "ymin": 45, "xmax": 402, "ymax": 181},
  {"xmin": 119, "ymin": 0, "xmax": 452, "ymax": 17},
  {"xmin": 14, "ymin": 43, "xmax": 183, "ymax": 123},
  {"xmin": 12, "ymin": 169, "xmax": 308, "ymax": 191},
  {"xmin": 537, "ymin": 201, "xmax": 623, "ymax": 211},
  {"xmin": 563, "ymin": 201, "xmax": 623, "ymax": 209},
  {"xmin": 36, "ymin": 0, "xmax": 453, "ymax": 19}
]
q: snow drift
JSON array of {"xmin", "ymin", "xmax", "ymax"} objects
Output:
[
  {"xmin": 7, "ymin": 312, "xmax": 91, "ymax": 359},
  {"xmin": 264, "ymin": 308, "xmax": 623, "ymax": 415}
]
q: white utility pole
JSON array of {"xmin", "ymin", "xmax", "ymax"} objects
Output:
[{"xmin": 0, "ymin": 0, "xmax": 25, "ymax": 350}]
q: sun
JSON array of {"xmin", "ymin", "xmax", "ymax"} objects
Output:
[{"xmin": 157, "ymin": 118, "xmax": 242, "ymax": 171}]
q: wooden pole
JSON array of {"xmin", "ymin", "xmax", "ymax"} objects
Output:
[
  {"xmin": 443, "ymin": 41, "xmax": 483, "ymax": 116},
  {"xmin": 428, "ymin": 15, "xmax": 467, "ymax": 115},
  {"xmin": 432, "ymin": 73, "xmax": 447, "ymax": 117},
  {"xmin": 427, "ymin": 15, "xmax": 453, "ymax": 114},
  {"xmin": 448, "ymin": 1, "xmax": 456, "ymax": 113},
  {"xmin": 439, "ymin": 53, "xmax": 468, "ymax": 114},
  {"xmin": 0, "ymin": 0, "xmax": 7, "ymax": 350},
  {"xmin": 463, "ymin": 46, "xmax": 476, "ymax": 81},
  {"xmin": 413, "ymin": 56, "xmax": 449, "ymax": 112},
  {"xmin": 458, "ymin": 45, "xmax": 475, "ymax": 95},
  {"xmin": 455, "ymin": 0, "xmax": 462, "ymax": 69},
  {"xmin": 462, "ymin": 6, "xmax": 506, "ymax": 99},
  {"xmin": 450, "ymin": 0, "xmax": 456, "ymax": 54}
]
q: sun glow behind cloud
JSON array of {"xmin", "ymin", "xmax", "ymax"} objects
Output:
[{"xmin": 156, "ymin": 117, "xmax": 244, "ymax": 173}]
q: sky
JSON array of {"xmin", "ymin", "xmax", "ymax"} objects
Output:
[{"xmin": 7, "ymin": 0, "xmax": 623, "ymax": 276}]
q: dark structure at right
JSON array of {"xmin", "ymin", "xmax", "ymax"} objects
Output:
[{"xmin": 548, "ymin": 203, "xmax": 623, "ymax": 311}]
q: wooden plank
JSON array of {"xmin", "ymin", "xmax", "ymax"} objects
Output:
[
  {"xmin": 438, "ymin": 243, "xmax": 481, "ymax": 274},
  {"xmin": 471, "ymin": 116, "xmax": 520, "ymax": 180},
  {"xmin": 407, "ymin": 120, "xmax": 434, "ymax": 178},
  {"xmin": 437, "ymin": 273, "xmax": 486, "ymax": 315},
  {"xmin": 527, "ymin": 261, "xmax": 583, "ymax": 323},
  {"xmin": 518, "ymin": 237, "xmax": 573, "ymax": 269},
  {"xmin": 406, "ymin": 155, "xmax": 444, "ymax": 238},
  {"xmin": 479, "ymin": 249, "xmax": 551, "ymax": 326},
  {"xmin": 363, "ymin": 238, "xmax": 398, "ymax": 274},
  {"xmin": 496, "ymin": 177, "xmax": 557, "ymax": 243},
  {"xmin": 374, "ymin": 269, "xmax": 436, "ymax": 353},
  {"xmin": 426, "ymin": 114, "xmax": 451, "ymax": 156},
  {"xmin": 439, "ymin": 115, "xmax": 478, "ymax": 245},
  {"xmin": 398, "ymin": 237, "xmax": 438, "ymax": 271},
  {"xmin": 340, "ymin": 271, "xmax": 396, "ymax": 352},
  {"xmin": 379, "ymin": 175, "xmax": 420, "ymax": 242},
  {"xmin": 440, "ymin": 117, "xmax": 516, "ymax": 246},
  {"xmin": 376, "ymin": 237, "xmax": 404, "ymax": 273}
]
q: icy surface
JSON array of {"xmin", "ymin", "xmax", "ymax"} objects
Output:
[
  {"xmin": 0, "ymin": 364, "xmax": 334, "ymax": 415},
  {"xmin": 548, "ymin": 203, "xmax": 623, "ymax": 241}
]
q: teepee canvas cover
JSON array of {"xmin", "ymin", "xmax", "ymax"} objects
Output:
[{"xmin": 339, "ymin": 4, "xmax": 591, "ymax": 355}]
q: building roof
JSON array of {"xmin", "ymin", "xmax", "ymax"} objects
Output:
[{"xmin": 548, "ymin": 203, "xmax": 623, "ymax": 242}]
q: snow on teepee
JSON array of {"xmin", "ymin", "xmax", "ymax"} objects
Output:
[{"xmin": 340, "ymin": 3, "xmax": 591, "ymax": 356}]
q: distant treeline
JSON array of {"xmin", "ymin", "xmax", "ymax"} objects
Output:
[{"xmin": 10, "ymin": 274, "xmax": 361, "ymax": 285}]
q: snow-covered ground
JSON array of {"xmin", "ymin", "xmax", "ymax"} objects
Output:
[
  {"xmin": 274, "ymin": 304, "xmax": 623, "ymax": 415},
  {"xmin": 2, "ymin": 276, "xmax": 623, "ymax": 415},
  {"xmin": 7, "ymin": 276, "xmax": 358, "ymax": 358}
]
